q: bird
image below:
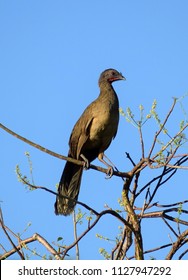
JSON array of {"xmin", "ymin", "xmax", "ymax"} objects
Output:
[{"xmin": 54, "ymin": 68, "xmax": 125, "ymax": 215}]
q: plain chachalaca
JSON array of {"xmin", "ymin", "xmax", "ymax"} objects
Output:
[{"xmin": 55, "ymin": 68, "xmax": 125, "ymax": 215}]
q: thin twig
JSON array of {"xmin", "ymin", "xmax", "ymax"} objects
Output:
[
  {"xmin": 19, "ymin": 177, "xmax": 100, "ymax": 216},
  {"xmin": 148, "ymin": 98, "xmax": 177, "ymax": 158},
  {"xmin": 151, "ymin": 123, "xmax": 188, "ymax": 163},
  {"xmin": 179, "ymin": 248, "xmax": 188, "ymax": 260},
  {"xmin": 62, "ymin": 209, "xmax": 134, "ymax": 259},
  {"xmin": 138, "ymin": 124, "xmax": 145, "ymax": 158},
  {"xmin": 129, "ymin": 242, "xmax": 173, "ymax": 259},
  {"xmin": 0, "ymin": 208, "xmax": 24, "ymax": 260},
  {"xmin": 72, "ymin": 211, "xmax": 80, "ymax": 260},
  {"xmin": 138, "ymin": 209, "xmax": 188, "ymax": 226}
]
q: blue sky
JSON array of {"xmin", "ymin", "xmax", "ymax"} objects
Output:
[{"xmin": 0, "ymin": 0, "xmax": 188, "ymax": 260}]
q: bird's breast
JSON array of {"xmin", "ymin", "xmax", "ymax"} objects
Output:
[{"xmin": 89, "ymin": 108, "xmax": 119, "ymax": 144}]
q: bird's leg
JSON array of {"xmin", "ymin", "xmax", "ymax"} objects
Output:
[
  {"xmin": 103, "ymin": 154, "xmax": 119, "ymax": 172},
  {"xmin": 98, "ymin": 152, "xmax": 114, "ymax": 178},
  {"xmin": 80, "ymin": 154, "xmax": 90, "ymax": 170}
]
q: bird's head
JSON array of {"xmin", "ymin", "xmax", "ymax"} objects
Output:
[{"xmin": 99, "ymin": 69, "xmax": 125, "ymax": 86}]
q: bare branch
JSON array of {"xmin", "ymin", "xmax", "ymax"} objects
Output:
[
  {"xmin": 0, "ymin": 122, "xmax": 130, "ymax": 179},
  {"xmin": 165, "ymin": 230, "xmax": 188, "ymax": 260},
  {"xmin": 138, "ymin": 208, "xmax": 188, "ymax": 226},
  {"xmin": 62, "ymin": 209, "xmax": 134, "ymax": 259},
  {"xmin": 0, "ymin": 233, "xmax": 61, "ymax": 260},
  {"xmin": 0, "ymin": 208, "xmax": 24, "ymax": 260},
  {"xmin": 0, "ymin": 207, "xmax": 61, "ymax": 260}
]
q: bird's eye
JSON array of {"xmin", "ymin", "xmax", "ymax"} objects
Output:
[{"xmin": 112, "ymin": 71, "xmax": 116, "ymax": 76}]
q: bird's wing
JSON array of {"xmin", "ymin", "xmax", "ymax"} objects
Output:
[{"xmin": 69, "ymin": 112, "xmax": 94, "ymax": 159}]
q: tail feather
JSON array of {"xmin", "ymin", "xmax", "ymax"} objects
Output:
[{"xmin": 54, "ymin": 161, "xmax": 83, "ymax": 215}]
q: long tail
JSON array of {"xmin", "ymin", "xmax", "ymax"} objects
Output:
[{"xmin": 54, "ymin": 160, "xmax": 83, "ymax": 216}]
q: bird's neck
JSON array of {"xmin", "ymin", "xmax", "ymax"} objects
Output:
[
  {"xmin": 99, "ymin": 81, "xmax": 115, "ymax": 96},
  {"xmin": 98, "ymin": 82, "xmax": 119, "ymax": 108}
]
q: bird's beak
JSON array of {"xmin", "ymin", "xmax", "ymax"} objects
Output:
[
  {"xmin": 113, "ymin": 75, "xmax": 125, "ymax": 82},
  {"xmin": 108, "ymin": 73, "xmax": 126, "ymax": 83},
  {"xmin": 121, "ymin": 76, "xmax": 126, "ymax": 81},
  {"xmin": 119, "ymin": 73, "xmax": 126, "ymax": 80}
]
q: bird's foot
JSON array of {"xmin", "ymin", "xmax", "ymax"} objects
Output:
[
  {"xmin": 80, "ymin": 154, "xmax": 90, "ymax": 170},
  {"xmin": 105, "ymin": 165, "xmax": 114, "ymax": 179},
  {"xmin": 98, "ymin": 153, "xmax": 114, "ymax": 178}
]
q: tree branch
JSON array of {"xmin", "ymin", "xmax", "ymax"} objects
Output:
[
  {"xmin": 0, "ymin": 233, "xmax": 61, "ymax": 260},
  {"xmin": 148, "ymin": 98, "xmax": 177, "ymax": 158},
  {"xmin": 0, "ymin": 122, "xmax": 130, "ymax": 179},
  {"xmin": 165, "ymin": 230, "xmax": 188, "ymax": 260},
  {"xmin": 62, "ymin": 209, "xmax": 134, "ymax": 259},
  {"xmin": 0, "ymin": 208, "xmax": 61, "ymax": 260}
]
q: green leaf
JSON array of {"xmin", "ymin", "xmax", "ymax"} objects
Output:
[{"xmin": 57, "ymin": 237, "xmax": 63, "ymax": 242}]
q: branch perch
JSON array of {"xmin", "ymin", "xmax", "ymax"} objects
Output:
[{"xmin": 0, "ymin": 122, "xmax": 130, "ymax": 179}]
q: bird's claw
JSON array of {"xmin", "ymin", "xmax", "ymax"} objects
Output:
[
  {"xmin": 105, "ymin": 166, "xmax": 114, "ymax": 179},
  {"xmin": 83, "ymin": 159, "xmax": 90, "ymax": 170},
  {"xmin": 80, "ymin": 154, "xmax": 90, "ymax": 170}
]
